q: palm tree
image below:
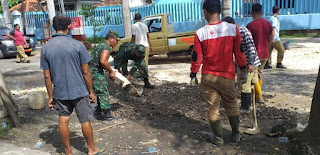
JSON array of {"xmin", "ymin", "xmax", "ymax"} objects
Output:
[
  {"xmin": 122, "ymin": 0, "xmax": 131, "ymax": 37},
  {"xmin": 222, "ymin": 0, "xmax": 230, "ymax": 19},
  {"xmin": 1, "ymin": 0, "xmax": 12, "ymax": 29},
  {"xmin": 289, "ymin": 67, "xmax": 320, "ymax": 154}
]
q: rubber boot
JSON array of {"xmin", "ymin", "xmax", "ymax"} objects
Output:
[
  {"xmin": 254, "ymin": 82, "xmax": 264, "ymax": 104},
  {"xmin": 144, "ymin": 78, "xmax": 154, "ymax": 89},
  {"xmin": 240, "ymin": 93, "xmax": 252, "ymax": 113},
  {"xmin": 209, "ymin": 120, "xmax": 224, "ymax": 145},
  {"xmin": 228, "ymin": 116, "xmax": 241, "ymax": 143},
  {"xmin": 258, "ymin": 79, "xmax": 263, "ymax": 88}
]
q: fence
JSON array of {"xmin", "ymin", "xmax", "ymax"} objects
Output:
[{"xmin": 231, "ymin": 0, "xmax": 320, "ymax": 18}]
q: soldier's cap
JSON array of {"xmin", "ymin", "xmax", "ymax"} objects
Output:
[
  {"xmin": 106, "ymin": 30, "xmax": 120, "ymax": 41},
  {"xmin": 135, "ymin": 44, "xmax": 146, "ymax": 53}
]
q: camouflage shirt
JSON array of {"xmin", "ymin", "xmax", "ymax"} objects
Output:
[
  {"xmin": 89, "ymin": 42, "xmax": 112, "ymax": 73},
  {"xmin": 114, "ymin": 42, "xmax": 145, "ymax": 69}
]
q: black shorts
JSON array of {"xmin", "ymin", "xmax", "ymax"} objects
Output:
[{"xmin": 55, "ymin": 96, "xmax": 93, "ymax": 124}]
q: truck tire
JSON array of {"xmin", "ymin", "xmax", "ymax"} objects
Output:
[{"xmin": 0, "ymin": 50, "xmax": 3, "ymax": 59}]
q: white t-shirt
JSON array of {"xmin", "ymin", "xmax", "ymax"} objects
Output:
[{"xmin": 131, "ymin": 22, "xmax": 149, "ymax": 47}]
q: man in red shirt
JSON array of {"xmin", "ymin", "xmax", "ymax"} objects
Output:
[
  {"xmin": 7, "ymin": 24, "xmax": 30, "ymax": 63},
  {"xmin": 246, "ymin": 3, "xmax": 274, "ymax": 103},
  {"xmin": 190, "ymin": 0, "xmax": 247, "ymax": 145}
]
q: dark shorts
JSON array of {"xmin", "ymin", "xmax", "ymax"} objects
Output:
[{"xmin": 55, "ymin": 96, "xmax": 93, "ymax": 124}]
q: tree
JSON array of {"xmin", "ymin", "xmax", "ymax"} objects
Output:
[
  {"xmin": 222, "ymin": 0, "xmax": 230, "ymax": 19},
  {"xmin": 78, "ymin": 6, "xmax": 109, "ymax": 47},
  {"xmin": 1, "ymin": 0, "xmax": 12, "ymax": 29},
  {"xmin": 122, "ymin": 0, "xmax": 131, "ymax": 37},
  {"xmin": 46, "ymin": 0, "xmax": 55, "ymax": 25},
  {"xmin": 289, "ymin": 67, "xmax": 320, "ymax": 154},
  {"xmin": 0, "ymin": 0, "xmax": 22, "ymax": 13}
]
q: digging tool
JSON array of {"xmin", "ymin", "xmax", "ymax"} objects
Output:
[
  {"xmin": 245, "ymin": 85, "xmax": 260, "ymax": 135},
  {"xmin": 130, "ymin": 84, "xmax": 143, "ymax": 96},
  {"xmin": 114, "ymin": 70, "xmax": 143, "ymax": 96}
]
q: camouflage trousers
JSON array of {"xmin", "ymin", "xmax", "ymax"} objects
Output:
[
  {"xmin": 122, "ymin": 60, "xmax": 149, "ymax": 79},
  {"xmin": 91, "ymin": 71, "xmax": 111, "ymax": 110}
]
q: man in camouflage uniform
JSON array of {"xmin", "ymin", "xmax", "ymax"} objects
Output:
[
  {"xmin": 89, "ymin": 30, "xmax": 119, "ymax": 122},
  {"xmin": 114, "ymin": 42, "xmax": 154, "ymax": 89}
]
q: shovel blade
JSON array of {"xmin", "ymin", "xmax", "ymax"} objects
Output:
[
  {"xmin": 245, "ymin": 127, "xmax": 260, "ymax": 135},
  {"xmin": 137, "ymin": 88, "xmax": 144, "ymax": 96},
  {"xmin": 122, "ymin": 81, "xmax": 131, "ymax": 88}
]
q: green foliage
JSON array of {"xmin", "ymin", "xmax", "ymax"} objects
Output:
[
  {"xmin": 8, "ymin": 0, "xmax": 21, "ymax": 8},
  {"xmin": 87, "ymin": 35, "xmax": 105, "ymax": 44},
  {"xmin": 0, "ymin": 121, "xmax": 13, "ymax": 139},
  {"xmin": 78, "ymin": 6, "xmax": 110, "ymax": 46},
  {"xmin": 0, "ymin": 0, "xmax": 23, "ymax": 13}
]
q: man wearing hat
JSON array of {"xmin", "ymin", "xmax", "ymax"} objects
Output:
[
  {"xmin": 89, "ymin": 30, "xmax": 120, "ymax": 122},
  {"xmin": 114, "ymin": 42, "xmax": 154, "ymax": 89}
]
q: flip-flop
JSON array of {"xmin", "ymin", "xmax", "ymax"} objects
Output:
[{"xmin": 89, "ymin": 147, "xmax": 105, "ymax": 155}]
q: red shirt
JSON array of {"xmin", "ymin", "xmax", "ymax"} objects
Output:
[
  {"xmin": 14, "ymin": 30, "xmax": 25, "ymax": 46},
  {"xmin": 191, "ymin": 21, "xmax": 246, "ymax": 80},
  {"xmin": 246, "ymin": 18, "xmax": 273, "ymax": 60}
]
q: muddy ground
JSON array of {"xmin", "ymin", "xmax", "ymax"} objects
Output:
[{"xmin": 0, "ymin": 38, "xmax": 319, "ymax": 154}]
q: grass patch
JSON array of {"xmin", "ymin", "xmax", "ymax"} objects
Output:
[
  {"xmin": 280, "ymin": 34, "xmax": 320, "ymax": 38},
  {"xmin": 280, "ymin": 30, "xmax": 320, "ymax": 38},
  {"xmin": 0, "ymin": 120, "xmax": 13, "ymax": 139}
]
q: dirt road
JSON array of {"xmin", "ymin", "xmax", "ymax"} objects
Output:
[{"xmin": 0, "ymin": 38, "xmax": 319, "ymax": 154}]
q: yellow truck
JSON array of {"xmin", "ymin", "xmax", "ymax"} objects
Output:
[{"xmin": 112, "ymin": 13, "xmax": 195, "ymax": 56}]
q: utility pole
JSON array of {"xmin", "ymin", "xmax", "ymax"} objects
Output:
[
  {"xmin": 47, "ymin": 0, "xmax": 56, "ymax": 24},
  {"xmin": 122, "ymin": 0, "xmax": 131, "ymax": 37},
  {"xmin": 20, "ymin": 0, "xmax": 27, "ymax": 35},
  {"xmin": 1, "ymin": 0, "xmax": 12, "ymax": 29}
]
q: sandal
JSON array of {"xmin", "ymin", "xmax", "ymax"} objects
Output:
[{"xmin": 89, "ymin": 147, "xmax": 105, "ymax": 155}]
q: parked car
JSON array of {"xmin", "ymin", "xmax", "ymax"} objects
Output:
[
  {"xmin": 112, "ymin": 13, "xmax": 195, "ymax": 56},
  {"xmin": 0, "ymin": 26, "xmax": 36, "ymax": 59}
]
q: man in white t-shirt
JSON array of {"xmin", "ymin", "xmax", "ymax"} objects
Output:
[
  {"xmin": 266, "ymin": 5, "xmax": 286, "ymax": 69},
  {"xmin": 131, "ymin": 13, "xmax": 152, "ymax": 65}
]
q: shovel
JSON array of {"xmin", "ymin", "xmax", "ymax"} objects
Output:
[
  {"xmin": 130, "ymin": 84, "xmax": 144, "ymax": 96},
  {"xmin": 245, "ymin": 85, "xmax": 260, "ymax": 135},
  {"xmin": 115, "ymin": 70, "xmax": 144, "ymax": 96}
]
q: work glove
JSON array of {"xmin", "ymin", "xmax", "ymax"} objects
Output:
[
  {"xmin": 239, "ymin": 71, "xmax": 248, "ymax": 85},
  {"xmin": 190, "ymin": 72, "xmax": 198, "ymax": 86}
]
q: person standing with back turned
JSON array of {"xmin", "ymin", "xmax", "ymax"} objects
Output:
[
  {"xmin": 131, "ymin": 13, "xmax": 152, "ymax": 65},
  {"xmin": 190, "ymin": 0, "xmax": 247, "ymax": 145},
  {"xmin": 246, "ymin": 3, "xmax": 274, "ymax": 104},
  {"xmin": 41, "ymin": 15, "xmax": 104, "ymax": 155}
]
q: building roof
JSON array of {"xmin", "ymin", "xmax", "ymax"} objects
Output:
[
  {"xmin": 96, "ymin": 0, "xmax": 122, "ymax": 6},
  {"xmin": 9, "ymin": 0, "xmax": 121, "ymax": 12},
  {"xmin": 9, "ymin": 0, "xmax": 47, "ymax": 12}
]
